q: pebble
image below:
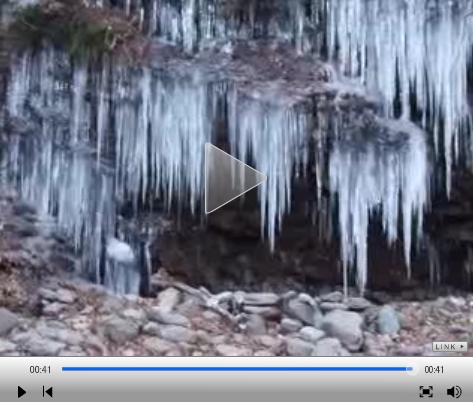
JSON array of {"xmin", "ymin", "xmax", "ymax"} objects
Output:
[
  {"xmin": 312, "ymin": 337, "xmax": 350, "ymax": 356},
  {"xmin": 142, "ymin": 337, "xmax": 176, "ymax": 355},
  {"xmin": 147, "ymin": 307, "xmax": 190, "ymax": 327},
  {"xmin": 280, "ymin": 317, "xmax": 303, "ymax": 334},
  {"xmin": 0, "ymin": 308, "xmax": 20, "ymax": 336},
  {"xmin": 244, "ymin": 314, "xmax": 267, "ymax": 335},
  {"xmin": 43, "ymin": 302, "xmax": 66, "ymax": 316},
  {"xmin": 321, "ymin": 291, "xmax": 344, "ymax": 303},
  {"xmin": 216, "ymin": 344, "xmax": 252, "ymax": 357},
  {"xmin": 243, "ymin": 305, "xmax": 280, "ymax": 319},
  {"xmin": 243, "ymin": 293, "xmax": 280, "ymax": 306},
  {"xmin": 321, "ymin": 310, "xmax": 363, "ymax": 352},
  {"xmin": 102, "ymin": 317, "xmax": 140, "ymax": 344},
  {"xmin": 285, "ymin": 298, "xmax": 316, "ymax": 325},
  {"xmin": 159, "ymin": 325, "xmax": 197, "ymax": 343},
  {"xmin": 319, "ymin": 302, "xmax": 347, "ymax": 312},
  {"xmin": 0, "ymin": 339, "xmax": 17, "ymax": 354},
  {"xmin": 156, "ymin": 288, "xmax": 181, "ymax": 312},
  {"xmin": 122, "ymin": 309, "xmax": 148, "ymax": 326},
  {"xmin": 298, "ymin": 326, "xmax": 325, "ymax": 344},
  {"xmin": 142, "ymin": 322, "xmax": 161, "ymax": 336},
  {"xmin": 13, "ymin": 331, "xmax": 65, "ymax": 356},
  {"xmin": 346, "ymin": 297, "xmax": 371, "ymax": 311},
  {"xmin": 38, "ymin": 288, "xmax": 76, "ymax": 304},
  {"xmin": 377, "ymin": 305, "xmax": 401, "ymax": 334},
  {"xmin": 286, "ymin": 338, "xmax": 315, "ymax": 356}
]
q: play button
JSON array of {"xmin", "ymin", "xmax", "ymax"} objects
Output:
[
  {"xmin": 205, "ymin": 143, "xmax": 267, "ymax": 214},
  {"xmin": 18, "ymin": 386, "xmax": 26, "ymax": 398}
]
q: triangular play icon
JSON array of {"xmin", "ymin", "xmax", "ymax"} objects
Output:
[
  {"xmin": 18, "ymin": 387, "xmax": 26, "ymax": 398},
  {"xmin": 205, "ymin": 143, "xmax": 267, "ymax": 214}
]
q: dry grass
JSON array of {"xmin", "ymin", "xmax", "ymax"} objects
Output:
[{"xmin": 9, "ymin": 0, "xmax": 149, "ymax": 63}]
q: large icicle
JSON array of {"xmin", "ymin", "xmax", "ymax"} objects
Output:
[
  {"xmin": 227, "ymin": 92, "xmax": 308, "ymax": 249},
  {"xmin": 329, "ymin": 117, "xmax": 428, "ymax": 292},
  {"xmin": 114, "ymin": 68, "xmax": 214, "ymax": 213},
  {"xmin": 326, "ymin": 0, "xmax": 473, "ymax": 193}
]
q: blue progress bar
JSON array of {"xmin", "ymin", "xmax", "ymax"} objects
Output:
[{"xmin": 62, "ymin": 367, "xmax": 413, "ymax": 372}]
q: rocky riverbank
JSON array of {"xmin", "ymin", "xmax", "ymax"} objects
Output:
[{"xmin": 1, "ymin": 191, "xmax": 472, "ymax": 357}]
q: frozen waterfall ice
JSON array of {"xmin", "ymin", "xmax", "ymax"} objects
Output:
[
  {"xmin": 8, "ymin": 0, "xmax": 473, "ymax": 293},
  {"xmin": 2, "ymin": 45, "xmax": 430, "ymax": 294}
]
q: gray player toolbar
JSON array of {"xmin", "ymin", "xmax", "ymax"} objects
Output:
[{"xmin": 0, "ymin": 357, "xmax": 470, "ymax": 401}]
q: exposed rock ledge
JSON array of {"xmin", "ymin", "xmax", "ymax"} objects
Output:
[{"xmin": 1, "ymin": 191, "xmax": 472, "ymax": 357}]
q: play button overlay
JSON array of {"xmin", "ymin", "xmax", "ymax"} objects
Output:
[{"xmin": 205, "ymin": 143, "xmax": 267, "ymax": 214}]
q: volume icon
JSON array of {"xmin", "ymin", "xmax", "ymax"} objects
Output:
[{"xmin": 447, "ymin": 386, "xmax": 462, "ymax": 398}]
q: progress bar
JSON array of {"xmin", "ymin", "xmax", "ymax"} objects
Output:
[{"xmin": 62, "ymin": 367, "xmax": 413, "ymax": 371}]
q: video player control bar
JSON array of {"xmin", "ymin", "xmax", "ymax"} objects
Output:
[{"xmin": 0, "ymin": 357, "xmax": 470, "ymax": 402}]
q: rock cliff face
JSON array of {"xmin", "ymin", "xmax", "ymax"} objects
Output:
[{"xmin": 1, "ymin": 0, "xmax": 473, "ymax": 295}]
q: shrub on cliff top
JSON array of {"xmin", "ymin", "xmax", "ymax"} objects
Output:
[{"xmin": 9, "ymin": 0, "xmax": 148, "ymax": 63}]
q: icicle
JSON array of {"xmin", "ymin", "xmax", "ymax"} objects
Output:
[
  {"xmin": 326, "ymin": 0, "xmax": 473, "ymax": 193},
  {"xmin": 182, "ymin": 0, "xmax": 197, "ymax": 53},
  {"xmin": 114, "ymin": 69, "xmax": 214, "ymax": 214},
  {"xmin": 227, "ymin": 92, "xmax": 308, "ymax": 249},
  {"xmin": 7, "ymin": 52, "xmax": 31, "ymax": 117},
  {"xmin": 149, "ymin": 0, "xmax": 158, "ymax": 35},
  {"xmin": 97, "ymin": 62, "xmax": 109, "ymax": 164},
  {"xmin": 329, "ymin": 117, "xmax": 428, "ymax": 293},
  {"xmin": 70, "ymin": 65, "xmax": 89, "ymax": 145}
]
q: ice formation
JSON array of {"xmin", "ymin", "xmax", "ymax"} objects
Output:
[
  {"xmin": 329, "ymin": 119, "xmax": 428, "ymax": 292},
  {"xmin": 326, "ymin": 0, "xmax": 473, "ymax": 194},
  {"xmin": 4, "ymin": 0, "xmax": 472, "ymax": 293}
]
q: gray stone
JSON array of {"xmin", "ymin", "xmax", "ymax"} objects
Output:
[
  {"xmin": 0, "ymin": 339, "xmax": 17, "ymax": 354},
  {"xmin": 256, "ymin": 335, "xmax": 284, "ymax": 350},
  {"xmin": 55, "ymin": 288, "xmax": 77, "ymax": 304},
  {"xmin": 311, "ymin": 338, "xmax": 351, "ymax": 356},
  {"xmin": 245, "ymin": 314, "xmax": 267, "ymax": 335},
  {"xmin": 59, "ymin": 350, "xmax": 87, "ymax": 357},
  {"xmin": 143, "ymin": 337, "xmax": 176, "ymax": 355},
  {"xmin": 243, "ymin": 293, "xmax": 280, "ymax": 306},
  {"xmin": 0, "ymin": 308, "xmax": 20, "ymax": 336},
  {"xmin": 216, "ymin": 344, "xmax": 252, "ymax": 357},
  {"xmin": 319, "ymin": 302, "xmax": 347, "ymax": 312},
  {"xmin": 253, "ymin": 350, "xmax": 275, "ymax": 357},
  {"xmin": 43, "ymin": 302, "xmax": 66, "ymax": 316},
  {"xmin": 36, "ymin": 324, "xmax": 84, "ymax": 346},
  {"xmin": 321, "ymin": 291, "xmax": 344, "ymax": 303},
  {"xmin": 102, "ymin": 317, "xmax": 140, "ymax": 344},
  {"xmin": 147, "ymin": 307, "xmax": 190, "ymax": 327},
  {"xmin": 99, "ymin": 297, "xmax": 126, "ymax": 313},
  {"xmin": 377, "ymin": 305, "xmax": 401, "ymax": 334},
  {"xmin": 38, "ymin": 288, "xmax": 76, "ymax": 304},
  {"xmin": 321, "ymin": 310, "xmax": 363, "ymax": 352},
  {"xmin": 156, "ymin": 288, "xmax": 181, "ymax": 312},
  {"xmin": 211, "ymin": 335, "xmax": 229, "ymax": 345},
  {"xmin": 159, "ymin": 325, "xmax": 197, "ymax": 343},
  {"xmin": 280, "ymin": 317, "xmax": 303, "ymax": 334},
  {"xmin": 346, "ymin": 297, "xmax": 372, "ymax": 311},
  {"xmin": 176, "ymin": 296, "xmax": 203, "ymax": 316},
  {"xmin": 13, "ymin": 331, "xmax": 64, "ymax": 356},
  {"xmin": 285, "ymin": 299, "xmax": 315, "ymax": 325},
  {"xmin": 446, "ymin": 296, "xmax": 467, "ymax": 308},
  {"xmin": 286, "ymin": 338, "xmax": 315, "ymax": 356},
  {"xmin": 142, "ymin": 322, "xmax": 161, "ymax": 336},
  {"xmin": 243, "ymin": 305, "xmax": 280, "ymax": 319},
  {"xmin": 313, "ymin": 308, "xmax": 324, "ymax": 329},
  {"xmin": 299, "ymin": 327, "xmax": 325, "ymax": 344},
  {"xmin": 122, "ymin": 309, "xmax": 147, "ymax": 326}
]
